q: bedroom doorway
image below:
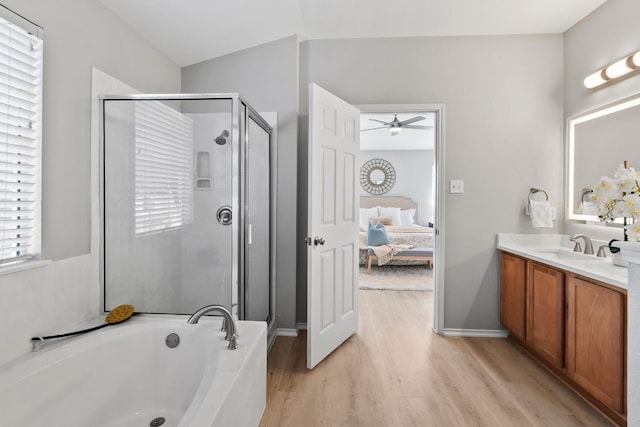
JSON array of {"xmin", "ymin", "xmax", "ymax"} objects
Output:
[{"xmin": 357, "ymin": 104, "xmax": 444, "ymax": 334}]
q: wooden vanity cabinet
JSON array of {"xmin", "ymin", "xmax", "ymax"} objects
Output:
[
  {"xmin": 565, "ymin": 274, "xmax": 626, "ymax": 415},
  {"xmin": 499, "ymin": 251, "xmax": 627, "ymax": 425},
  {"xmin": 499, "ymin": 252, "xmax": 526, "ymax": 341},
  {"xmin": 527, "ymin": 262, "xmax": 565, "ymax": 368}
]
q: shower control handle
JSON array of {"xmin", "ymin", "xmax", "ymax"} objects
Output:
[
  {"xmin": 313, "ymin": 237, "xmax": 325, "ymax": 246},
  {"xmin": 217, "ymin": 206, "xmax": 232, "ymax": 225}
]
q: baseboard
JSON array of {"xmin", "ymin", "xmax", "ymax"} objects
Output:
[
  {"xmin": 296, "ymin": 322, "xmax": 307, "ymax": 331},
  {"xmin": 276, "ymin": 328, "xmax": 298, "ymax": 337},
  {"xmin": 443, "ymin": 328, "xmax": 508, "ymax": 338}
]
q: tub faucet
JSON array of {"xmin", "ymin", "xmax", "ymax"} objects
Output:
[
  {"xmin": 187, "ymin": 304, "xmax": 238, "ymax": 350},
  {"xmin": 569, "ymin": 234, "xmax": 594, "ymax": 255}
]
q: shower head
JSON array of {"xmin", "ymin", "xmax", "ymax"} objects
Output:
[{"xmin": 215, "ymin": 130, "xmax": 230, "ymax": 145}]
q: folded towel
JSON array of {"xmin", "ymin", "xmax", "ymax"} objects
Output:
[
  {"xmin": 577, "ymin": 201, "xmax": 599, "ymax": 215},
  {"xmin": 530, "ymin": 200, "xmax": 553, "ymax": 228}
]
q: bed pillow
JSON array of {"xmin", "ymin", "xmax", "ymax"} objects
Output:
[
  {"xmin": 369, "ymin": 216, "xmax": 393, "ymax": 226},
  {"xmin": 366, "ymin": 221, "xmax": 389, "ymax": 246},
  {"xmin": 359, "ymin": 206, "xmax": 379, "ymax": 228},
  {"xmin": 379, "ymin": 206, "xmax": 402, "ymax": 226},
  {"xmin": 400, "ymin": 209, "xmax": 416, "ymax": 226}
]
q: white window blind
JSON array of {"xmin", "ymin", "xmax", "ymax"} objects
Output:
[
  {"xmin": 134, "ymin": 101, "xmax": 193, "ymax": 235},
  {"xmin": 0, "ymin": 16, "xmax": 42, "ymax": 264}
]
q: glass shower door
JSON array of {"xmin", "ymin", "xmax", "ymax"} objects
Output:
[
  {"xmin": 102, "ymin": 97, "xmax": 235, "ymax": 314},
  {"xmin": 243, "ymin": 113, "xmax": 272, "ymax": 322}
]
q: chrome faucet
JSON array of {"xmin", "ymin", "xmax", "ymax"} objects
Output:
[
  {"xmin": 569, "ymin": 234, "xmax": 594, "ymax": 255},
  {"xmin": 187, "ymin": 304, "xmax": 238, "ymax": 350},
  {"xmin": 597, "ymin": 245, "xmax": 608, "ymax": 258}
]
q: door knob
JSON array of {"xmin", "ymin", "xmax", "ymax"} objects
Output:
[{"xmin": 313, "ymin": 237, "xmax": 325, "ymax": 246}]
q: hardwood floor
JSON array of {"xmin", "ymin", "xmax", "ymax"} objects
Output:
[{"xmin": 260, "ymin": 290, "xmax": 612, "ymax": 426}]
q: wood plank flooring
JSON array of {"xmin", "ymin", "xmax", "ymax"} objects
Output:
[{"xmin": 260, "ymin": 290, "xmax": 613, "ymax": 426}]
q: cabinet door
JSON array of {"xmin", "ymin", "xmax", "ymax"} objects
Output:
[
  {"xmin": 566, "ymin": 275, "xmax": 625, "ymax": 413},
  {"xmin": 527, "ymin": 262, "xmax": 564, "ymax": 368},
  {"xmin": 500, "ymin": 252, "xmax": 526, "ymax": 341}
]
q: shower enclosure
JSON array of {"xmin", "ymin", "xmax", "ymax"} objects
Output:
[{"xmin": 99, "ymin": 94, "xmax": 275, "ymax": 334}]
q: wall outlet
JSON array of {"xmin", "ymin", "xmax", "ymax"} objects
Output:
[{"xmin": 449, "ymin": 180, "xmax": 464, "ymax": 194}]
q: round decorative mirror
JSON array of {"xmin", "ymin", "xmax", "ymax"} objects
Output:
[{"xmin": 360, "ymin": 158, "xmax": 396, "ymax": 195}]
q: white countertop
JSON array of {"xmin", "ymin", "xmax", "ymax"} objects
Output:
[{"xmin": 497, "ymin": 233, "xmax": 628, "ymax": 290}]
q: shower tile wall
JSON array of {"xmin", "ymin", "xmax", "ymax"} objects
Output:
[{"xmin": 179, "ymin": 113, "xmax": 233, "ymax": 313}]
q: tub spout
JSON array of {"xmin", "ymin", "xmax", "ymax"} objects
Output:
[{"xmin": 187, "ymin": 305, "xmax": 238, "ymax": 350}]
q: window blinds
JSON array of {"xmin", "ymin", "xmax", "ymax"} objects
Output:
[
  {"xmin": 134, "ymin": 101, "xmax": 193, "ymax": 235},
  {"xmin": 0, "ymin": 17, "xmax": 42, "ymax": 263}
]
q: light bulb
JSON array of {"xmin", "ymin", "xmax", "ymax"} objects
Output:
[
  {"xmin": 605, "ymin": 57, "xmax": 633, "ymax": 79},
  {"xmin": 632, "ymin": 51, "xmax": 640, "ymax": 68},
  {"xmin": 584, "ymin": 69, "xmax": 608, "ymax": 89}
]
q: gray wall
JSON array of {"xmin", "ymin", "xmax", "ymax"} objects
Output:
[
  {"xmin": 359, "ymin": 150, "xmax": 435, "ymax": 225},
  {"xmin": 182, "ymin": 35, "xmax": 299, "ymax": 330},
  {"xmin": 2, "ymin": 0, "xmax": 181, "ymax": 261},
  {"xmin": 563, "ymin": 0, "xmax": 640, "ymax": 240},
  {"xmin": 0, "ymin": 0, "xmax": 180, "ymax": 363},
  {"xmin": 298, "ymin": 35, "xmax": 564, "ymax": 330}
]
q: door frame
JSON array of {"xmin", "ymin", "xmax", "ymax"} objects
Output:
[{"xmin": 357, "ymin": 103, "xmax": 446, "ymax": 334}]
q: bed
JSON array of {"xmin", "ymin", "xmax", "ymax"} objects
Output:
[{"xmin": 359, "ymin": 196, "xmax": 434, "ymax": 266}]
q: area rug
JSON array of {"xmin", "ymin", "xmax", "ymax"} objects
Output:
[{"xmin": 359, "ymin": 265, "xmax": 433, "ymax": 291}]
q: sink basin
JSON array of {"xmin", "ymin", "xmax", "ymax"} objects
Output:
[{"xmin": 532, "ymin": 249, "xmax": 602, "ymax": 261}]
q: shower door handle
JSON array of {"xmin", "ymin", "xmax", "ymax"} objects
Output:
[{"xmin": 313, "ymin": 237, "xmax": 325, "ymax": 246}]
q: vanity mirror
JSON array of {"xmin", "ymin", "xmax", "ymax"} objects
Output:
[{"xmin": 566, "ymin": 93, "xmax": 640, "ymax": 222}]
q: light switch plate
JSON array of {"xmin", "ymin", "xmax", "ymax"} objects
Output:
[{"xmin": 450, "ymin": 180, "xmax": 464, "ymax": 194}]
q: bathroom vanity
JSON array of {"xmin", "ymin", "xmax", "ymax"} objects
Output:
[{"xmin": 497, "ymin": 234, "xmax": 627, "ymax": 426}]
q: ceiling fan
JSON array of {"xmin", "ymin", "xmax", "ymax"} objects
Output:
[{"xmin": 362, "ymin": 114, "xmax": 432, "ymax": 136}]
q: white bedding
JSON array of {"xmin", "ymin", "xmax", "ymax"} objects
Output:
[{"xmin": 358, "ymin": 196, "xmax": 434, "ymax": 265}]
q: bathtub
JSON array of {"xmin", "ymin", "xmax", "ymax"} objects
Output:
[{"xmin": 0, "ymin": 315, "xmax": 267, "ymax": 427}]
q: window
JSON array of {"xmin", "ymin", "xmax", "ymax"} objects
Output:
[
  {"xmin": 0, "ymin": 13, "xmax": 42, "ymax": 264},
  {"xmin": 134, "ymin": 101, "xmax": 193, "ymax": 235}
]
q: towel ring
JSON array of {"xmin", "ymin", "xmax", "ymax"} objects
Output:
[{"xmin": 528, "ymin": 188, "xmax": 548, "ymax": 202}]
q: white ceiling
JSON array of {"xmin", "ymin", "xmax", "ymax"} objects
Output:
[
  {"xmin": 98, "ymin": 0, "xmax": 608, "ymax": 67},
  {"xmin": 360, "ymin": 113, "xmax": 435, "ymax": 151}
]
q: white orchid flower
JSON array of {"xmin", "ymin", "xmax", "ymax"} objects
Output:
[
  {"xmin": 625, "ymin": 220, "xmax": 640, "ymax": 242},
  {"xmin": 590, "ymin": 164, "xmax": 640, "ymax": 237},
  {"xmin": 621, "ymin": 193, "xmax": 640, "ymax": 219}
]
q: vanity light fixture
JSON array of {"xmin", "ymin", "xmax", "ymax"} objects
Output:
[{"xmin": 584, "ymin": 50, "xmax": 640, "ymax": 89}]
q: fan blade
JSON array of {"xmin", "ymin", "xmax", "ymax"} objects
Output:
[
  {"xmin": 360, "ymin": 126, "xmax": 388, "ymax": 132},
  {"xmin": 398, "ymin": 115, "xmax": 426, "ymax": 126},
  {"xmin": 402, "ymin": 125, "xmax": 432, "ymax": 130},
  {"xmin": 369, "ymin": 118, "xmax": 392, "ymax": 125}
]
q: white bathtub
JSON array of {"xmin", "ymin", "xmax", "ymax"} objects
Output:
[{"xmin": 0, "ymin": 315, "xmax": 266, "ymax": 427}]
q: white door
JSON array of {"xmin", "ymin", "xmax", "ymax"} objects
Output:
[{"xmin": 307, "ymin": 83, "xmax": 360, "ymax": 369}]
